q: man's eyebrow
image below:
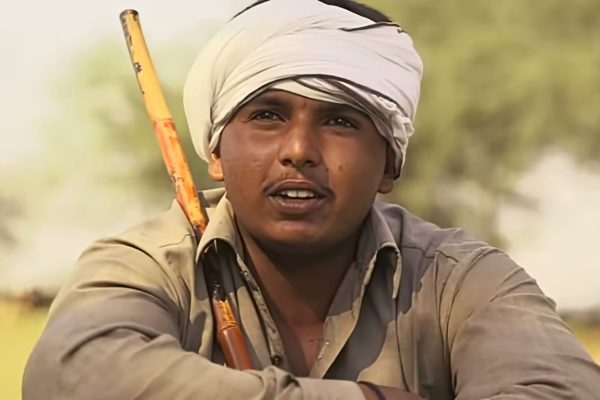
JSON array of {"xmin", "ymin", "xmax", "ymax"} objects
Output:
[
  {"xmin": 244, "ymin": 94, "xmax": 288, "ymax": 108},
  {"xmin": 320, "ymin": 102, "xmax": 361, "ymax": 114},
  {"xmin": 320, "ymin": 102, "xmax": 372, "ymax": 120}
]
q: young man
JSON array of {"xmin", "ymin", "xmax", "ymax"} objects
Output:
[{"xmin": 24, "ymin": 0, "xmax": 600, "ymax": 399}]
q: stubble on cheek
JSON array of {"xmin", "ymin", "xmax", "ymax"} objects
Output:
[{"xmin": 221, "ymin": 151, "xmax": 271, "ymax": 220}]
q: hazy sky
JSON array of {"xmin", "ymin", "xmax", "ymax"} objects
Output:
[
  {"xmin": 498, "ymin": 153, "xmax": 600, "ymax": 310},
  {"xmin": 0, "ymin": 1, "xmax": 598, "ymax": 310},
  {"xmin": 0, "ymin": 0, "xmax": 237, "ymax": 165}
]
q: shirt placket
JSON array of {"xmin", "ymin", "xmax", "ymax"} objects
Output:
[
  {"xmin": 232, "ymin": 253, "xmax": 290, "ymax": 370},
  {"xmin": 308, "ymin": 255, "xmax": 378, "ymax": 379}
]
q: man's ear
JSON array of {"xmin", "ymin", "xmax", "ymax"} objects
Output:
[
  {"xmin": 208, "ymin": 153, "xmax": 224, "ymax": 182},
  {"xmin": 377, "ymin": 146, "xmax": 396, "ymax": 194}
]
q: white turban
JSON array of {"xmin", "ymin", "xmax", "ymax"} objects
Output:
[{"xmin": 183, "ymin": 0, "xmax": 423, "ymax": 178}]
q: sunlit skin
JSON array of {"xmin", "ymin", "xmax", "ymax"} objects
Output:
[{"xmin": 208, "ymin": 89, "xmax": 394, "ymax": 376}]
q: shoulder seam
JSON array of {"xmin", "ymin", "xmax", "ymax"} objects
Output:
[
  {"xmin": 400, "ymin": 244, "xmax": 461, "ymax": 264},
  {"xmin": 158, "ymin": 233, "xmax": 195, "ymax": 249}
]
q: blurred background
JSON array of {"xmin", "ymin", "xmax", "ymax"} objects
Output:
[{"xmin": 1, "ymin": 0, "xmax": 599, "ymax": 398}]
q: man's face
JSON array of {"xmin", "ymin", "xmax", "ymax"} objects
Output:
[{"xmin": 210, "ymin": 90, "xmax": 393, "ymax": 254}]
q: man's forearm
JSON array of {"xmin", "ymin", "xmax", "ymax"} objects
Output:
[
  {"xmin": 24, "ymin": 317, "xmax": 365, "ymax": 400},
  {"xmin": 23, "ymin": 295, "xmax": 366, "ymax": 400},
  {"xmin": 359, "ymin": 383, "xmax": 423, "ymax": 400}
]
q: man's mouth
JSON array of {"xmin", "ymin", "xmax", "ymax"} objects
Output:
[
  {"xmin": 272, "ymin": 189, "xmax": 323, "ymax": 200},
  {"xmin": 266, "ymin": 180, "xmax": 330, "ymax": 215}
]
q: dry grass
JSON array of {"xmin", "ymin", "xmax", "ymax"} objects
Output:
[
  {"xmin": 571, "ymin": 324, "xmax": 600, "ymax": 362},
  {"xmin": 0, "ymin": 302, "xmax": 48, "ymax": 400},
  {"xmin": 1, "ymin": 302, "xmax": 598, "ymax": 400}
]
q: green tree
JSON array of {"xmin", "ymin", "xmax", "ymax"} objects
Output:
[
  {"xmin": 49, "ymin": 41, "xmax": 216, "ymax": 205},
  {"xmin": 369, "ymin": 0, "xmax": 600, "ymax": 244}
]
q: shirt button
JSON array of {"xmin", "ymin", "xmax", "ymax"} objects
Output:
[{"xmin": 271, "ymin": 355, "xmax": 283, "ymax": 366}]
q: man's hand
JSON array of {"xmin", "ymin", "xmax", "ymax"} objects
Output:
[{"xmin": 358, "ymin": 382, "xmax": 423, "ymax": 400}]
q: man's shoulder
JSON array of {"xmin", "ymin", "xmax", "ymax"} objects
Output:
[
  {"xmin": 118, "ymin": 200, "xmax": 196, "ymax": 250},
  {"xmin": 88, "ymin": 199, "xmax": 199, "ymax": 281},
  {"xmin": 117, "ymin": 188, "xmax": 224, "ymax": 247},
  {"xmin": 104, "ymin": 188, "xmax": 227, "ymax": 273},
  {"xmin": 374, "ymin": 200, "xmax": 495, "ymax": 269},
  {"xmin": 375, "ymin": 201, "xmax": 526, "ymax": 315}
]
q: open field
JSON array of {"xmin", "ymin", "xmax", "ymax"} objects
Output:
[
  {"xmin": 1, "ymin": 302, "xmax": 599, "ymax": 400},
  {"xmin": 0, "ymin": 302, "xmax": 48, "ymax": 400},
  {"xmin": 571, "ymin": 324, "xmax": 600, "ymax": 363}
]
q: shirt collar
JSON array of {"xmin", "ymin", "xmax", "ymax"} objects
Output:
[
  {"xmin": 196, "ymin": 189, "xmax": 403, "ymax": 297},
  {"xmin": 359, "ymin": 201, "xmax": 403, "ymax": 299},
  {"xmin": 196, "ymin": 188, "xmax": 244, "ymax": 260}
]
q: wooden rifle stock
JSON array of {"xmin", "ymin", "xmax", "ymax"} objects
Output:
[{"xmin": 119, "ymin": 9, "xmax": 253, "ymax": 370}]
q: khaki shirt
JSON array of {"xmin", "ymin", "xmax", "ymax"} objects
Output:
[{"xmin": 24, "ymin": 189, "xmax": 600, "ymax": 399}]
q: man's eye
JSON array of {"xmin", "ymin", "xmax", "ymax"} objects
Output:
[
  {"xmin": 327, "ymin": 117, "xmax": 358, "ymax": 129},
  {"xmin": 251, "ymin": 111, "xmax": 281, "ymax": 121}
]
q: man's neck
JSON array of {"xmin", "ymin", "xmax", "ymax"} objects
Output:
[
  {"xmin": 238, "ymin": 227, "xmax": 359, "ymax": 326},
  {"xmin": 236, "ymin": 224, "xmax": 361, "ymax": 376}
]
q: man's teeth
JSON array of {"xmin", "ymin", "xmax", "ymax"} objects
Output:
[{"xmin": 278, "ymin": 190, "xmax": 317, "ymax": 199}]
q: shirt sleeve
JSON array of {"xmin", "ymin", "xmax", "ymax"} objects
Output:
[
  {"xmin": 22, "ymin": 237, "xmax": 365, "ymax": 400},
  {"xmin": 445, "ymin": 250, "xmax": 600, "ymax": 399}
]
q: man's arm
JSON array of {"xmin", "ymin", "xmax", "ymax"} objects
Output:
[
  {"xmin": 445, "ymin": 251, "xmax": 600, "ymax": 399},
  {"xmin": 22, "ymin": 236, "xmax": 365, "ymax": 400}
]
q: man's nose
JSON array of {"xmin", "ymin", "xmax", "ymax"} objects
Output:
[{"xmin": 277, "ymin": 119, "xmax": 323, "ymax": 169}]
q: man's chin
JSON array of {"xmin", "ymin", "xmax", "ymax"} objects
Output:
[{"xmin": 258, "ymin": 229, "xmax": 332, "ymax": 255}]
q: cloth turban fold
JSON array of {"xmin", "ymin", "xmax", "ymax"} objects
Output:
[{"xmin": 184, "ymin": 0, "xmax": 423, "ymax": 178}]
